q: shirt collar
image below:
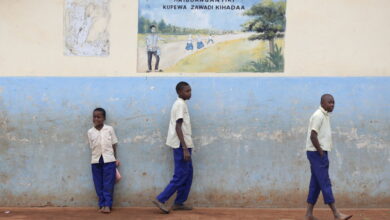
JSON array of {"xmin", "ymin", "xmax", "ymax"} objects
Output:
[
  {"xmin": 319, "ymin": 106, "xmax": 329, "ymax": 116},
  {"xmin": 93, "ymin": 124, "xmax": 106, "ymax": 131},
  {"xmin": 177, "ymin": 97, "xmax": 185, "ymax": 102}
]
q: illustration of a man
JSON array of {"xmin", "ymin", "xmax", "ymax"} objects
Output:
[{"xmin": 146, "ymin": 25, "xmax": 163, "ymax": 72}]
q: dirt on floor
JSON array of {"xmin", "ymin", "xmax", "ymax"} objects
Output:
[{"xmin": 0, "ymin": 207, "xmax": 389, "ymax": 220}]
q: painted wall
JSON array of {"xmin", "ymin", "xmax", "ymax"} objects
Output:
[
  {"xmin": 0, "ymin": 77, "xmax": 389, "ymax": 207},
  {"xmin": 0, "ymin": 0, "xmax": 389, "ymax": 208},
  {"xmin": 0, "ymin": 0, "xmax": 390, "ymax": 76}
]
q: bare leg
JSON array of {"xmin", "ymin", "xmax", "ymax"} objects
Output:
[
  {"xmin": 329, "ymin": 203, "xmax": 352, "ymax": 220},
  {"xmin": 304, "ymin": 203, "xmax": 318, "ymax": 220}
]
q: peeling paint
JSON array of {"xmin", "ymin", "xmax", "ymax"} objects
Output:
[
  {"xmin": 336, "ymin": 127, "xmax": 386, "ymax": 150},
  {"xmin": 194, "ymin": 136, "xmax": 218, "ymax": 147},
  {"xmin": 108, "ymin": 97, "xmax": 120, "ymax": 102},
  {"xmin": 122, "ymin": 130, "xmax": 163, "ymax": 145}
]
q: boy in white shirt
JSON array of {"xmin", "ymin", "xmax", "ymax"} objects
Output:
[
  {"xmin": 88, "ymin": 108, "xmax": 120, "ymax": 214},
  {"xmin": 153, "ymin": 82, "xmax": 194, "ymax": 214},
  {"xmin": 304, "ymin": 95, "xmax": 352, "ymax": 220}
]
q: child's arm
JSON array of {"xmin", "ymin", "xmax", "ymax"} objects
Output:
[
  {"xmin": 309, "ymin": 113, "xmax": 324, "ymax": 156},
  {"xmin": 87, "ymin": 132, "xmax": 93, "ymax": 149},
  {"xmin": 158, "ymin": 36, "xmax": 166, "ymax": 43},
  {"xmin": 175, "ymin": 119, "xmax": 191, "ymax": 161},
  {"xmin": 110, "ymin": 127, "xmax": 120, "ymax": 166},
  {"xmin": 113, "ymin": 143, "xmax": 120, "ymax": 166},
  {"xmin": 310, "ymin": 130, "xmax": 324, "ymax": 156}
]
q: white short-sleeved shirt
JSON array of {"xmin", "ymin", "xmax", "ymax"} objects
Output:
[
  {"xmin": 146, "ymin": 34, "xmax": 160, "ymax": 51},
  {"xmin": 306, "ymin": 107, "xmax": 333, "ymax": 151},
  {"xmin": 166, "ymin": 98, "xmax": 194, "ymax": 149},
  {"xmin": 88, "ymin": 124, "xmax": 118, "ymax": 164}
]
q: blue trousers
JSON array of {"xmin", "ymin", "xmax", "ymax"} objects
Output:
[
  {"xmin": 306, "ymin": 151, "xmax": 335, "ymax": 204},
  {"xmin": 157, "ymin": 147, "xmax": 193, "ymax": 205},
  {"xmin": 91, "ymin": 156, "xmax": 116, "ymax": 208}
]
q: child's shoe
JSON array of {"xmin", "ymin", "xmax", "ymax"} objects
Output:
[{"xmin": 152, "ymin": 200, "xmax": 170, "ymax": 214}]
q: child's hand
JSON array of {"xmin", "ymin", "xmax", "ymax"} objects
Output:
[
  {"xmin": 318, "ymin": 149, "xmax": 324, "ymax": 157},
  {"xmin": 183, "ymin": 149, "xmax": 191, "ymax": 161},
  {"xmin": 116, "ymin": 160, "xmax": 121, "ymax": 167}
]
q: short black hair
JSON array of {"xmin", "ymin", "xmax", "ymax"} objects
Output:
[
  {"xmin": 93, "ymin": 107, "xmax": 106, "ymax": 119},
  {"xmin": 176, "ymin": 81, "xmax": 190, "ymax": 93},
  {"xmin": 150, "ymin": 25, "xmax": 156, "ymax": 29},
  {"xmin": 321, "ymin": 94, "xmax": 333, "ymax": 104}
]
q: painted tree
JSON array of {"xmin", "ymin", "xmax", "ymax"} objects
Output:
[
  {"xmin": 138, "ymin": 16, "xmax": 146, "ymax": 33},
  {"xmin": 243, "ymin": 0, "xmax": 286, "ymax": 53},
  {"xmin": 158, "ymin": 19, "xmax": 167, "ymax": 33}
]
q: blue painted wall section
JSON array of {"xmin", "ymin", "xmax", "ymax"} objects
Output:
[{"xmin": 0, "ymin": 77, "xmax": 389, "ymax": 207}]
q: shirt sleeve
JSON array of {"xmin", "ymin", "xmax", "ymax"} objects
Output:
[
  {"xmin": 111, "ymin": 127, "xmax": 118, "ymax": 145},
  {"xmin": 174, "ymin": 102, "xmax": 185, "ymax": 122},
  {"xmin": 310, "ymin": 113, "xmax": 323, "ymax": 133}
]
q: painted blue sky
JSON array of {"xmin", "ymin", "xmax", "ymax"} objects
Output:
[{"xmin": 138, "ymin": 0, "xmax": 283, "ymax": 31}]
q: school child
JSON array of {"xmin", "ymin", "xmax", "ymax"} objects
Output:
[
  {"xmin": 207, "ymin": 34, "xmax": 214, "ymax": 44},
  {"xmin": 185, "ymin": 35, "xmax": 194, "ymax": 51},
  {"xmin": 87, "ymin": 108, "xmax": 120, "ymax": 214},
  {"xmin": 196, "ymin": 35, "xmax": 204, "ymax": 49},
  {"xmin": 153, "ymin": 82, "xmax": 194, "ymax": 214},
  {"xmin": 304, "ymin": 94, "xmax": 353, "ymax": 220}
]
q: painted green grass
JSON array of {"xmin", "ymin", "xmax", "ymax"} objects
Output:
[
  {"xmin": 166, "ymin": 38, "xmax": 283, "ymax": 73},
  {"xmin": 241, "ymin": 39, "xmax": 284, "ymax": 73}
]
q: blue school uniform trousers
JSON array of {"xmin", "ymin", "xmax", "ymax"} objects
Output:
[
  {"xmin": 186, "ymin": 43, "xmax": 193, "ymax": 50},
  {"xmin": 307, "ymin": 151, "xmax": 335, "ymax": 204},
  {"xmin": 157, "ymin": 147, "xmax": 193, "ymax": 205},
  {"xmin": 92, "ymin": 156, "xmax": 116, "ymax": 208}
]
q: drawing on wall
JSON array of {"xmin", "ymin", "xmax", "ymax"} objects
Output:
[
  {"xmin": 137, "ymin": 0, "xmax": 286, "ymax": 73},
  {"xmin": 64, "ymin": 0, "xmax": 110, "ymax": 56}
]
